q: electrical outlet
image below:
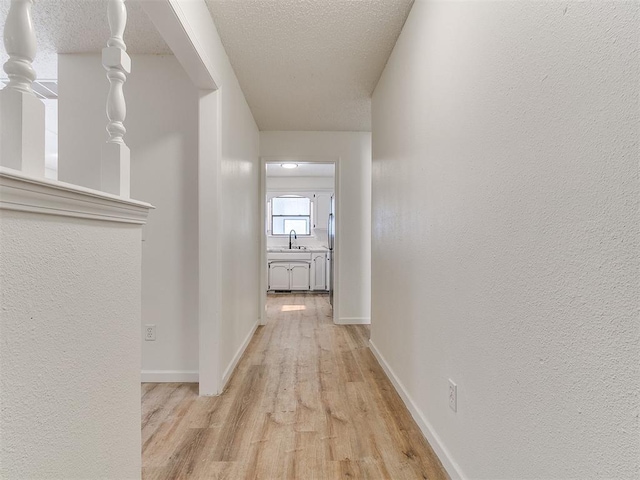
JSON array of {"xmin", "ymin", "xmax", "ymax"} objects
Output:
[
  {"xmin": 449, "ymin": 379, "xmax": 457, "ymax": 412},
  {"xmin": 145, "ymin": 324, "xmax": 156, "ymax": 341}
]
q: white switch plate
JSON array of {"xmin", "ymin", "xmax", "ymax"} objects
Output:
[
  {"xmin": 144, "ymin": 324, "xmax": 156, "ymax": 341},
  {"xmin": 449, "ymin": 379, "xmax": 457, "ymax": 412}
]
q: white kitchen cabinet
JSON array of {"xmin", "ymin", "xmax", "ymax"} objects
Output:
[
  {"xmin": 268, "ymin": 263, "xmax": 290, "ymax": 290},
  {"xmin": 310, "ymin": 253, "xmax": 326, "ymax": 290},
  {"xmin": 268, "ymin": 262, "xmax": 310, "ymax": 291},
  {"xmin": 290, "ymin": 263, "xmax": 310, "ymax": 290},
  {"xmin": 314, "ymin": 193, "xmax": 332, "ymax": 231}
]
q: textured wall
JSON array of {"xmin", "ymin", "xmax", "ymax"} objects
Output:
[
  {"xmin": 260, "ymin": 131, "xmax": 372, "ymax": 323},
  {"xmin": 371, "ymin": 1, "xmax": 639, "ymax": 478},
  {"xmin": 0, "ymin": 211, "xmax": 142, "ymax": 478}
]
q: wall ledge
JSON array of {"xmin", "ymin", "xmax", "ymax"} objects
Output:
[
  {"xmin": 0, "ymin": 167, "xmax": 153, "ymax": 224},
  {"xmin": 369, "ymin": 339, "xmax": 467, "ymax": 480}
]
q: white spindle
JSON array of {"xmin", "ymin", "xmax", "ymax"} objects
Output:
[
  {"xmin": 4, "ymin": 0, "xmax": 36, "ymax": 93},
  {"xmin": 0, "ymin": 0, "xmax": 45, "ymax": 176},
  {"xmin": 101, "ymin": 0, "xmax": 131, "ymax": 197},
  {"xmin": 107, "ymin": 0, "xmax": 127, "ymax": 51}
]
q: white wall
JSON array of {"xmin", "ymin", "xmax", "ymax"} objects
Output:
[
  {"xmin": 219, "ymin": 112, "xmax": 260, "ymax": 383},
  {"xmin": 371, "ymin": 1, "xmax": 639, "ymax": 479},
  {"xmin": 58, "ymin": 54, "xmax": 200, "ymax": 380},
  {"xmin": 0, "ymin": 210, "xmax": 143, "ymax": 478},
  {"xmin": 43, "ymin": 99, "xmax": 58, "ymax": 180},
  {"xmin": 129, "ymin": 56, "xmax": 199, "ymax": 378},
  {"xmin": 261, "ymin": 132, "xmax": 371, "ymax": 323},
  {"xmin": 59, "ymin": 3, "xmax": 262, "ymax": 389},
  {"xmin": 58, "ymin": 54, "xmax": 104, "ymax": 190},
  {"xmin": 267, "ymin": 175, "xmax": 334, "ymax": 191}
]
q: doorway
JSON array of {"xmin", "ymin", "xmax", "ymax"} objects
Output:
[{"xmin": 260, "ymin": 159, "xmax": 338, "ymax": 325}]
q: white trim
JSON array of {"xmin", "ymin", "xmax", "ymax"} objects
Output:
[
  {"xmin": 140, "ymin": 0, "xmax": 220, "ymax": 90},
  {"xmin": 167, "ymin": 0, "xmax": 222, "ymax": 89},
  {"xmin": 260, "ymin": 156, "xmax": 341, "ymax": 325},
  {"xmin": 221, "ymin": 319, "xmax": 259, "ymax": 391},
  {"xmin": 368, "ymin": 340, "xmax": 467, "ymax": 480},
  {"xmin": 198, "ymin": 90, "xmax": 222, "ymax": 397},
  {"xmin": 260, "ymin": 159, "xmax": 268, "ymax": 325},
  {"xmin": 0, "ymin": 167, "xmax": 153, "ymax": 224},
  {"xmin": 141, "ymin": 370, "xmax": 199, "ymax": 383},
  {"xmin": 336, "ymin": 317, "xmax": 371, "ymax": 325}
]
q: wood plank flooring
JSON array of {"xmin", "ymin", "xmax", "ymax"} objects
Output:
[{"xmin": 142, "ymin": 293, "xmax": 448, "ymax": 479}]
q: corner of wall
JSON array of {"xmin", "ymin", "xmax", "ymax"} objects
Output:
[{"xmin": 369, "ymin": 339, "xmax": 466, "ymax": 480}]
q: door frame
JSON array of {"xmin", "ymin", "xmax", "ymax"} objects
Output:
[
  {"xmin": 260, "ymin": 156, "xmax": 340, "ymax": 325},
  {"xmin": 141, "ymin": 0, "xmax": 223, "ymax": 396}
]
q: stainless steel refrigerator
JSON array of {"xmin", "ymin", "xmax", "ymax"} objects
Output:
[{"xmin": 328, "ymin": 194, "xmax": 335, "ymax": 307}]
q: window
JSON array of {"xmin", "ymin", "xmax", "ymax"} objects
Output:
[{"xmin": 271, "ymin": 195, "xmax": 311, "ymax": 235}]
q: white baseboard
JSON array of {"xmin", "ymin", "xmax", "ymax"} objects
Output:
[
  {"xmin": 369, "ymin": 340, "xmax": 466, "ymax": 480},
  {"xmin": 141, "ymin": 370, "xmax": 199, "ymax": 383},
  {"xmin": 221, "ymin": 319, "xmax": 259, "ymax": 390},
  {"xmin": 336, "ymin": 317, "xmax": 371, "ymax": 325}
]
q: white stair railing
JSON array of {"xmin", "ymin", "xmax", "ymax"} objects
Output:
[
  {"xmin": 0, "ymin": 0, "xmax": 133, "ymax": 198},
  {"xmin": 0, "ymin": 0, "xmax": 45, "ymax": 176},
  {"xmin": 101, "ymin": 0, "xmax": 131, "ymax": 198}
]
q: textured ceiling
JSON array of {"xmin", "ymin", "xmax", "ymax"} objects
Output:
[
  {"xmin": 205, "ymin": 0, "xmax": 413, "ymax": 131},
  {"xmin": 0, "ymin": 0, "xmax": 171, "ymax": 79},
  {"xmin": 266, "ymin": 163, "xmax": 335, "ymax": 177},
  {"xmin": 1, "ymin": 0, "xmax": 413, "ymax": 130}
]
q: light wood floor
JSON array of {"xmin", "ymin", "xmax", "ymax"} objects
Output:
[{"xmin": 142, "ymin": 293, "xmax": 448, "ymax": 479}]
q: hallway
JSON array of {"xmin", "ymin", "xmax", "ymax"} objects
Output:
[{"xmin": 142, "ymin": 294, "xmax": 448, "ymax": 479}]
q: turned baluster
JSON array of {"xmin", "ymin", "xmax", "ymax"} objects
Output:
[
  {"xmin": 101, "ymin": 0, "xmax": 131, "ymax": 197},
  {"xmin": 0, "ymin": 0, "xmax": 45, "ymax": 176}
]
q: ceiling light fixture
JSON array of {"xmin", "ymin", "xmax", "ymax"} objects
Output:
[{"xmin": 281, "ymin": 163, "xmax": 298, "ymax": 169}]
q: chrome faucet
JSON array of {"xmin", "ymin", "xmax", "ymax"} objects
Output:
[{"xmin": 289, "ymin": 229, "xmax": 297, "ymax": 249}]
